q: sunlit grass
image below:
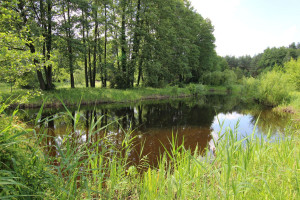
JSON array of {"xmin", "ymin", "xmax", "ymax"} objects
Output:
[
  {"xmin": 1, "ymin": 102, "xmax": 299, "ymax": 199},
  {"xmin": 1, "ymin": 82, "xmax": 238, "ymax": 107}
]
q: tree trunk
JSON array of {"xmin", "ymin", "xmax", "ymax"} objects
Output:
[
  {"xmin": 137, "ymin": 56, "xmax": 143, "ymax": 86},
  {"xmin": 103, "ymin": 3, "xmax": 108, "ymax": 88},
  {"xmin": 92, "ymin": 1, "xmax": 98, "ymax": 88},
  {"xmin": 88, "ymin": 40, "xmax": 92, "ymax": 87},
  {"xmin": 121, "ymin": 0, "xmax": 127, "ymax": 88},
  {"xmin": 82, "ymin": 9, "xmax": 89, "ymax": 87},
  {"xmin": 130, "ymin": 0, "xmax": 141, "ymax": 88},
  {"xmin": 18, "ymin": 0, "xmax": 48, "ymax": 90},
  {"xmin": 65, "ymin": 1, "xmax": 75, "ymax": 88},
  {"xmin": 45, "ymin": 0, "xmax": 53, "ymax": 89}
]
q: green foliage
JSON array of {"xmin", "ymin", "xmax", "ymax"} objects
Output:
[
  {"xmin": 233, "ymin": 67, "xmax": 244, "ymax": 80},
  {"xmin": 0, "ymin": 107, "xmax": 53, "ymax": 199},
  {"xmin": 223, "ymin": 69, "xmax": 237, "ymax": 85},
  {"xmin": 242, "ymin": 76, "xmax": 259, "ymax": 100},
  {"xmin": 224, "ymin": 43, "xmax": 300, "ymax": 78},
  {"xmin": 258, "ymin": 70, "xmax": 293, "ymax": 105},
  {"xmin": 284, "ymin": 58, "xmax": 300, "ymax": 90},
  {"xmin": 202, "ymin": 69, "xmax": 237, "ymax": 86},
  {"xmin": 188, "ymin": 84, "xmax": 205, "ymax": 96},
  {"xmin": 242, "ymin": 56, "xmax": 300, "ymax": 107},
  {"xmin": 243, "ymin": 69, "xmax": 295, "ymax": 106},
  {"xmin": 170, "ymin": 85, "xmax": 179, "ymax": 97},
  {"xmin": 210, "ymin": 71, "xmax": 223, "ymax": 85},
  {"xmin": 74, "ymin": 69, "xmax": 86, "ymax": 86},
  {"xmin": 0, "ymin": 13, "xmax": 41, "ymax": 89},
  {"xmin": 258, "ymin": 47, "xmax": 288, "ymax": 70}
]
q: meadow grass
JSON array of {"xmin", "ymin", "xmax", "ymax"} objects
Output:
[
  {"xmin": 1, "ymin": 102, "xmax": 299, "ymax": 199},
  {"xmin": 0, "ymin": 82, "xmax": 240, "ymax": 108}
]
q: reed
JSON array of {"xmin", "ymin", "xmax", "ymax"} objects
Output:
[{"xmin": 0, "ymin": 102, "xmax": 299, "ymax": 199}]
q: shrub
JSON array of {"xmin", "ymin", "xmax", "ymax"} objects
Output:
[
  {"xmin": 171, "ymin": 85, "xmax": 179, "ymax": 96},
  {"xmin": 284, "ymin": 58, "xmax": 300, "ymax": 90},
  {"xmin": 223, "ymin": 69, "xmax": 237, "ymax": 85},
  {"xmin": 243, "ymin": 70, "xmax": 295, "ymax": 106},
  {"xmin": 258, "ymin": 70, "xmax": 294, "ymax": 106},
  {"xmin": 202, "ymin": 70, "xmax": 237, "ymax": 86},
  {"xmin": 188, "ymin": 84, "xmax": 205, "ymax": 96},
  {"xmin": 242, "ymin": 76, "xmax": 259, "ymax": 99},
  {"xmin": 210, "ymin": 71, "xmax": 223, "ymax": 85}
]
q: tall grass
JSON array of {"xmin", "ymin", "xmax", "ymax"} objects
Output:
[
  {"xmin": 1, "ymin": 102, "xmax": 299, "ymax": 199},
  {"xmin": 0, "ymin": 104, "xmax": 53, "ymax": 199},
  {"xmin": 0, "ymin": 82, "xmax": 242, "ymax": 108},
  {"xmin": 138, "ymin": 124, "xmax": 299, "ymax": 199}
]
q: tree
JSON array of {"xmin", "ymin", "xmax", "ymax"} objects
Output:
[
  {"xmin": 1, "ymin": 0, "xmax": 222, "ymax": 90},
  {"xmin": 60, "ymin": 0, "xmax": 76, "ymax": 88},
  {"xmin": 0, "ymin": 0, "xmax": 44, "ymax": 90}
]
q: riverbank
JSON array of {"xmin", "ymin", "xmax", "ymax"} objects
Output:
[
  {"xmin": 1, "ymin": 82, "xmax": 299, "ymax": 122},
  {"xmin": 0, "ymin": 83, "xmax": 240, "ymax": 109},
  {"xmin": 1, "ymin": 106, "xmax": 299, "ymax": 199}
]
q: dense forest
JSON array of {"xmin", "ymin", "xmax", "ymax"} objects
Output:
[
  {"xmin": 1, "ymin": 0, "xmax": 300, "ymax": 91},
  {"xmin": 225, "ymin": 43, "xmax": 300, "ymax": 78},
  {"xmin": 0, "ymin": 0, "xmax": 218, "ymax": 90}
]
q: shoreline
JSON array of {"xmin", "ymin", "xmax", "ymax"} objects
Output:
[
  {"xmin": 9, "ymin": 94, "xmax": 195, "ymax": 109},
  {"xmin": 3, "ymin": 85, "xmax": 233, "ymax": 109}
]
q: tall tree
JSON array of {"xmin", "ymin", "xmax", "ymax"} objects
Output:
[
  {"xmin": 80, "ymin": 2, "xmax": 90, "ymax": 87},
  {"xmin": 11, "ymin": 0, "xmax": 56, "ymax": 90},
  {"xmin": 61, "ymin": 0, "xmax": 75, "ymax": 88}
]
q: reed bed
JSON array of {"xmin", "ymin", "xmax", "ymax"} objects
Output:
[{"xmin": 0, "ymin": 103, "xmax": 299, "ymax": 199}]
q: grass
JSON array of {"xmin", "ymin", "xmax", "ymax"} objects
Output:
[
  {"xmin": 0, "ymin": 82, "xmax": 241, "ymax": 108},
  {"xmin": 1, "ymin": 102, "xmax": 299, "ymax": 199},
  {"xmin": 275, "ymin": 91, "xmax": 300, "ymax": 122}
]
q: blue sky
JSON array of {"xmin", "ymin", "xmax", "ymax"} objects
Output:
[{"xmin": 190, "ymin": 0, "xmax": 300, "ymax": 57}]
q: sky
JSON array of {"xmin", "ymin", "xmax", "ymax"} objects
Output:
[{"xmin": 189, "ymin": 0, "xmax": 300, "ymax": 57}]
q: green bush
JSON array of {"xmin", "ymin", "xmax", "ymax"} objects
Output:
[
  {"xmin": 171, "ymin": 85, "xmax": 179, "ymax": 96},
  {"xmin": 242, "ymin": 76, "xmax": 259, "ymax": 99},
  {"xmin": 202, "ymin": 70, "xmax": 237, "ymax": 86},
  {"xmin": 188, "ymin": 84, "xmax": 205, "ymax": 96},
  {"xmin": 243, "ymin": 70, "xmax": 295, "ymax": 106},
  {"xmin": 223, "ymin": 69, "xmax": 237, "ymax": 85},
  {"xmin": 285, "ymin": 58, "xmax": 300, "ymax": 90},
  {"xmin": 210, "ymin": 71, "xmax": 223, "ymax": 85},
  {"xmin": 258, "ymin": 70, "xmax": 294, "ymax": 106}
]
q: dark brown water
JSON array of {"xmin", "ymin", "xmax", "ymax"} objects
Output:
[{"xmin": 21, "ymin": 95, "xmax": 291, "ymax": 166}]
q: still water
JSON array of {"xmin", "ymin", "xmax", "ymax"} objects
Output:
[{"xmin": 21, "ymin": 95, "xmax": 290, "ymax": 166}]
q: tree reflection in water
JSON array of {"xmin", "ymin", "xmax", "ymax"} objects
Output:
[{"xmin": 25, "ymin": 95, "xmax": 292, "ymax": 167}]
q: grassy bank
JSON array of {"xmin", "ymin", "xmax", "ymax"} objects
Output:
[
  {"xmin": 0, "ymin": 82, "xmax": 240, "ymax": 108},
  {"xmin": 1, "ymin": 105, "xmax": 299, "ymax": 199}
]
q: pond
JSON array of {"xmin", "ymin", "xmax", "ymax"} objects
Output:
[{"xmin": 20, "ymin": 94, "xmax": 291, "ymax": 166}]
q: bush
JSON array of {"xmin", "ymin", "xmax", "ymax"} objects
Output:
[
  {"xmin": 242, "ymin": 77, "xmax": 259, "ymax": 99},
  {"xmin": 223, "ymin": 69, "xmax": 237, "ymax": 85},
  {"xmin": 202, "ymin": 70, "xmax": 237, "ymax": 86},
  {"xmin": 258, "ymin": 70, "xmax": 294, "ymax": 106},
  {"xmin": 210, "ymin": 71, "xmax": 223, "ymax": 85},
  {"xmin": 243, "ymin": 70, "xmax": 295, "ymax": 106},
  {"xmin": 188, "ymin": 84, "xmax": 205, "ymax": 96},
  {"xmin": 171, "ymin": 85, "xmax": 179, "ymax": 96},
  {"xmin": 284, "ymin": 58, "xmax": 300, "ymax": 90}
]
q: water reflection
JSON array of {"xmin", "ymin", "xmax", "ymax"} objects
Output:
[{"xmin": 22, "ymin": 95, "xmax": 291, "ymax": 166}]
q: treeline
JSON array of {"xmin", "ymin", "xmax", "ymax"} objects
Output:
[
  {"xmin": 192, "ymin": 42, "xmax": 300, "ymax": 87},
  {"xmin": 224, "ymin": 42, "xmax": 300, "ymax": 78},
  {"xmin": 0, "ymin": 0, "xmax": 219, "ymax": 90}
]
